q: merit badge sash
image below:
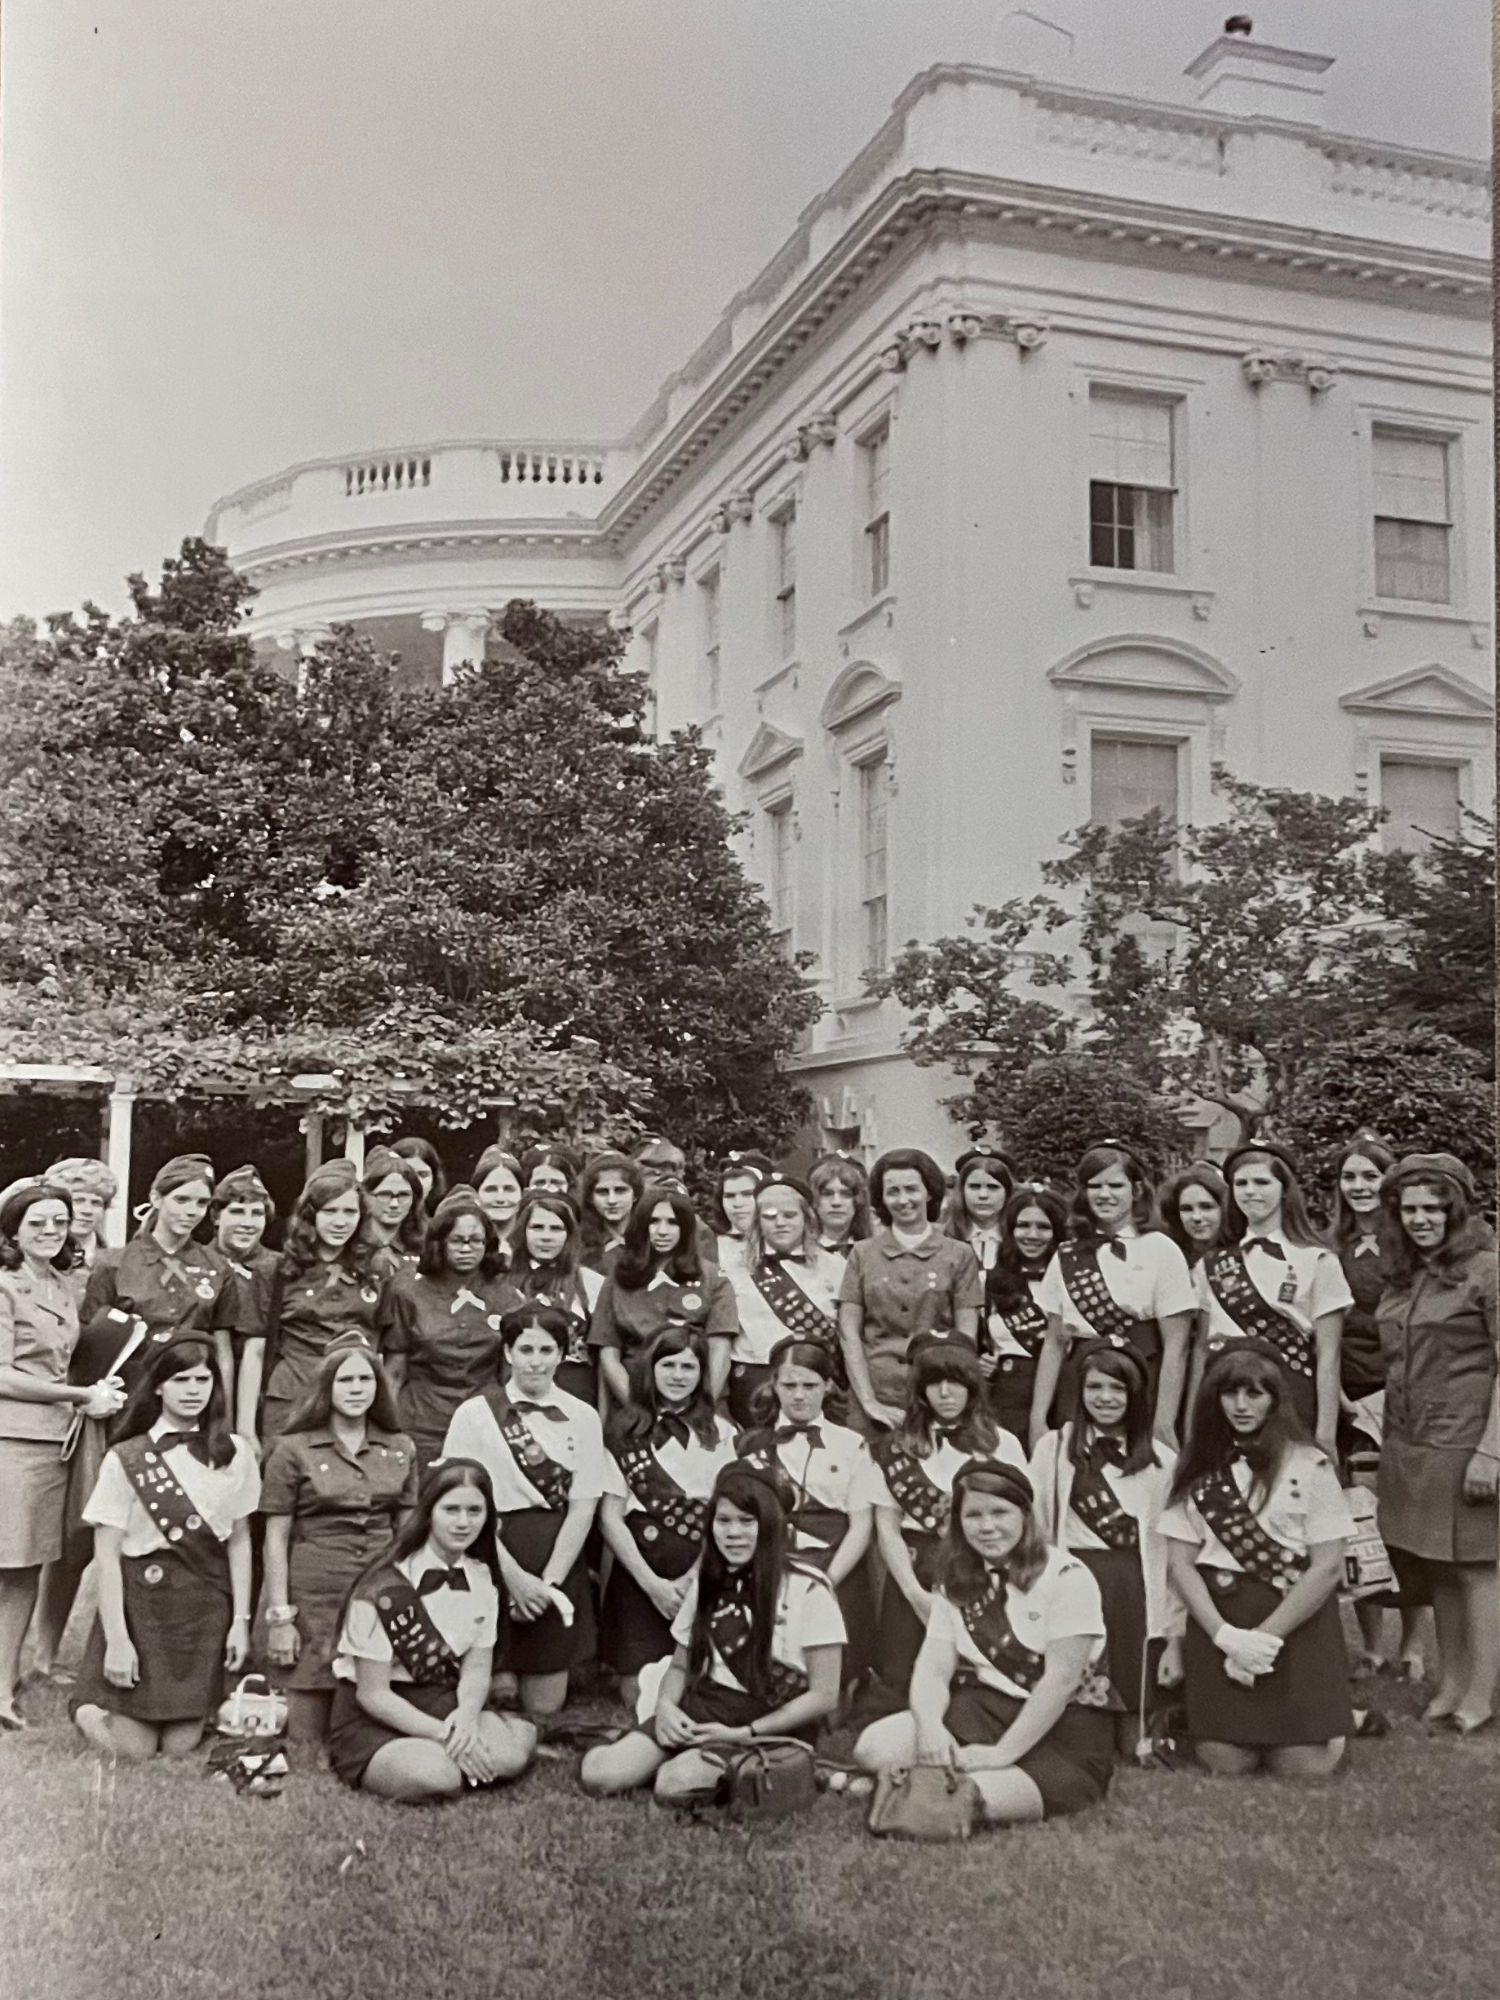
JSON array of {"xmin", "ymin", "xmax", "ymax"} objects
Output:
[
  {"xmin": 1202, "ymin": 1250, "xmax": 1313, "ymax": 1382},
  {"xmin": 1069, "ymin": 1440, "xmax": 1139, "ymax": 1550},
  {"xmin": 114, "ymin": 1434, "xmax": 231, "ymax": 1597},
  {"xmin": 1193, "ymin": 1461, "xmax": 1310, "ymax": 1595},
  {"xmin": 367, "ymin": 1571, "xmax": 463, "ymax": 1688},
  {"xmin": 615, "ymin": 1436, "xmax": 710, "ymax": 1544},
  {"xmin": 1057, "ymin": 1244, "xmax": 1160, "ymax": 1358},
  {"xmin": 986, "ymin": 1294, "xmax": 1047, "ymax": 1360},
  {"xmin": 748, "ymin": 1259, "xmax": 837, "ymax": 1347},
  {"xmin": 707, "ymin": 1570, "xmax": 812, "ymax": 1705},
  {"xmin": 482, "ymin": 1386, "xmax": 575, "ymax": 1514},
  {"xmin": 959, "ymin": 1575, "xmax": 1044, "ymax": 1693},
  {"xmin": 872, "ymin": 1437, "xmax": 951, "ymax": 1538}
]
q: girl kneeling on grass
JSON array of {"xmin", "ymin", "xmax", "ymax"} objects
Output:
[
  {"xmin": 854, "ymin": 1460, "xmax": 1114, "ymax": 1822},
  {"xmin": 1160, "ymin": 1343, "xmax": 1354, "ymax": 1777},
  {"xmin": 72, "ymin": 1338, "xmax": 259, "ymax": 1760},
  {"xmin": 327, "ymin": 1459, "xmax": 537, "ymax": 1801},
  {"xmin": 579, "ymin": 1462, "xmax": 845, "ymax": 1807}
]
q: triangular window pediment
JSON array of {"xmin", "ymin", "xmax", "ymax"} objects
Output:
[
  {"xmin": 738, "ymin": 721, "xmax": 805, "ymax": 779},
  {"xmin": 1339, "ymin": 664, "xmax": 1493, "ymax": 721},
  {"xmin": 820, "ymin": 661, "xmax": 901, "ymax": 732},
  {"xmin": 1047, "ymin": 636, "xmax": 1239, "ymax": 702}
]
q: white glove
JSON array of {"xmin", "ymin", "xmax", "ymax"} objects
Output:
[
  {"xmin": 81, "ymin": 1379, "xmax": 127, "ymax": 1421},
  {"xmin": 1213, "ymin": 1624, "xmax": 1283, "ymax": 1676}
]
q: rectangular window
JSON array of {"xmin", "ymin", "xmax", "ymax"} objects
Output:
[
  {"xmin": 774, "ymin": 506, "xmax": 797, "ymax": 657},
  {"xmin": 699, "ymin": 568, "xmax": 721, "ymax": 710},
  {"xmin": 1088, "ymin": 391, "xmax": 1175, "ymax": 573},
  {"xmin": 1380, "ymin": 758, "xmax": 1462, "ymax": 854},
  {"xmin": 858, "ymin": 755, "xmax": 890, "ymax": 976},
  {"xmin": 1373, "ymin": 429, "xmax": 1451, "ymax": 603},
  {"xmin": 765, "ymin": 799, "xmax": 794, "ymax": 950},
  {"xmin": 862, "ymin": 423, "xmax": 891, "ymax": 597},
  {"xmin": 1089, "ymin": 735, "xmax": 1180, "ymax": 828}
]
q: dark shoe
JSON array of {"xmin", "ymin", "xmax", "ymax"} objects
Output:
[{"xmin": 1353, "ymin": 1709, "xmax": 1390, "ymax": 1739}]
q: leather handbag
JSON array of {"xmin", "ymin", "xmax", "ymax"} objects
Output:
[
  {"xmin": 215, "ymin": 1674, "xmax": 288, "ymax": 1740},
  {"xmin": 695, "ymin": 1733, "xmax": 820, "ymax": 1821},
  {"xmin": 867, "ymin": 1757, "xmax": 981, "ymax": 1841}
]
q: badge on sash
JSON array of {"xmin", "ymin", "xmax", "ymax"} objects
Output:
[
  {"xmin": 520, "ymin": 1440, "xmax": 547, "ymax": 1468},
  {"xmin": 680, "ymin": 1293, "xmax": 702, "ymax": 1313},
  {"xmin": 1277, "ymin": 1277, "xmax": 1298, "ymax": 1305},
  {"xmin": 195, "ymin": 1277, "xmax": 216, "ymax": 1302},
  {"xmin": 642, "ymin": 1523, "xmax": 659, "ymax": 1543},
  {"xmin": 360, "ymin": 1285, "xmax": 379, "ymax": 1305},
  {"xmin": 142, "ymin": 1564, "xmax": 165, "ymax": 1586},
  {"xmin": 151, "ymin": 1330, "xmax": 172, "ymax": 1344}
]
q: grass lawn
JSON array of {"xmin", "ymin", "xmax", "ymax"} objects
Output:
[{"xmin": 1, "ymin": 1669, "xmax": 1494, "ymax": 2000}]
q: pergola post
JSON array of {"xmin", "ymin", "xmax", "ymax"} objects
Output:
[
  {"xmin": 304, "ymin": 1110, "xmax": 325, "ymax": 1180},
  {"xmin": 103, "ymin": 1077, "xmax": 138, "ymax": 1247},
  {"xmin": 342, "ymin": 1124, "xmax": 366, "ymax": 1173}
]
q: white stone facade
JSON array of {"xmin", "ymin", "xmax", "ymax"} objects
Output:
[{"xmin": 208, "ymin": 37, "xmax": 1494, "ymax": 1164}]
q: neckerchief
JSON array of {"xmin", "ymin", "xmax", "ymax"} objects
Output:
[
  {"xmin": 872, "ymin": 1434, "xmax": 951, "ymax": 1538},
  {"xmin": 365, "ymin": 1567, "xmax": 463, "ymax": 1687},
  {"xmin": 748, "ymin": 1257, "xmax": 837, "ymax": 1347},
  {"xmin": 1069, "ymin": 1431, "xmax": 1139, "ymax": 1549},
  {"xmin": 1203, "ymin": 1248, "xmax": 1312, "ymax": 1379},
  {"xmin": 1192, "ymin": 1458, "xmax": 1311, "ymax": 1595},
  {"xmin": 481, "ymin": 1385, "xmax": 574, "ymax": 1512},
  {"xmin": 114, "ymin": 1433, "xmax": 231, "ymax": 1597},
  {"xmin": 1057, "ymin": 1242, "xmax": 1161, "ymax": 1360}
]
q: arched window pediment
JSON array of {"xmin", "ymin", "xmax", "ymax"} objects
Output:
[
  {"xmin": 1047, "ymin": 635, "xmax": 1239, "ymax": 702},
  {"xmin": 821, "ymin": 659, "xmax": 902, "ymax": 732}
]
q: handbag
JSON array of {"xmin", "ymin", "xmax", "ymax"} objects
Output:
[
  {"xmin": 215, "ymin": 1674, "xmax": 288, "ymax": 1740},
  {"xmin": 867, "ymin": 1757, "xmax": 981, "ymax": 1842},
  {"xmin": 1341, "ymin": 1483, "xmax": 1395, "ymax": 1600},
  {"xmin": 694, "ymin": 1733, "xmax": 820, "ymax": 1821}
]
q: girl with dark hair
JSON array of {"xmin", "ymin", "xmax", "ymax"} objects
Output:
[
  {"xmin": 808, "ymin": 1154, "xmax": 872, "ymax": 1267},
  {"xmin": 736, "ymin": 1335, "xmax": 877, "ymax": 1686},
  {"xmin": 854, "ymin": 1460, "xmax": 1115, "ymax": 1823},
  {"xmin": 723, "ymin": 1172, "xmax": 843, "ymax": 1428},
  {"xmin": 578, "ymin": 1150, "xmax": 645, "ymax": 1272},
  {"xmin": 598, "ymin": 1328, "xmax": 738, "ymax": 1709},
  {"xmin": 72, "ymin": 1338, "xmax": 259, "ymax": 1760},
  {"xmin": 261, "ymin": 1162, "xmax": 392, "ymax": 1443},
  {"xmin": 589, "ymin": 1187, "xmax": 740, "ymax": 1410},
  {"xmin": 580, "ymin": 1461, "xmax": 845, "ymax": 1805},
  {"xmin": 498, "ymin": 1192, "xmax": 606, "ymax": 1409},
  {"xmin": 867, "ymin": 1336, "xmax": 1029, "ymax": 1696},
  {"xmin": 521, "ymin": 1144, "xmax": 581, "ymax": 1200},
  {"xmin": 838, "ymin": 1149, "xmax": 983, "ymax": 1437},
  {"xmin": 1159, "ymin": 1164, "xmax": 1228, "ymax": 1271},
  {"xmin": 362, "ymin": 1148, "xmax": 427, "ymax": 1272},
  {"xmin": 1160, "ymin": 1344, "xmax": 1354, "ymax": 1775},
  {"xmin": 471, "ymin": 1146, "xmax": 525, "ymax": 1264},
  {"xmin": 391, "ymin": 1136, "xmax": 447, "ymax": 1215},
  {"xmin": 326, "ymin": 1458, "xmax": 537, "ymax": 1800},
  {"xmin": 0, "ymin": 1181, "xmax": 126, "ymax": 1724},
  {"xmin": 1029, "ymin": 1143, "xmax": 1196, "ymax": 1453},
  {"xmin": 1375, "ymin": 1155, "xmax": 1497, "ymax": 1735},
  {"xmin": 1193, "ymin": 1142, "xmax": 1351, "ymax": 1461},
  {"xmin": 261, "ymin": 1339, "xmax": 418, "ymax": 1745},
  {"xmin": 1030, "ymin": 1343, "xmax": 1183, "ymax": 1751},
  {"xmin": 943, "ymin": 1145, "xmax": 1017, "ymax": 1275},
  {"xmin": 81, "ymin": 1153, "xmax": 253, "ymax": 1406},
  {"xmin": 383, "ymin": 1187, "xmax": 509, "ymax": 1473},
  {"xmin": 441, "ymin": 1306, "xmax": 607, "ymax": 1717},
  {"xmin": 984, "ymin": 1182, "xmax": 1069, "ymax": 1444}
]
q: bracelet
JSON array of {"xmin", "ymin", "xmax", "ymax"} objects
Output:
[{"xmin": 264, "ymin": 1605, "xmax": 298, "ymax": 1627}]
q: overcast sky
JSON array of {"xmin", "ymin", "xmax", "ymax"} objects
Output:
[{"xmin": 0, "ymin": 0, "xmax": 1488, "ymax": 618}]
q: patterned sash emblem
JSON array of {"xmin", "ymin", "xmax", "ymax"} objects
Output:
[
  {"xmin": 709, "ymin": 1576, "xmax": 809, "ymax": 1704},
  {"xmin": 748, "ymin": 1260, "xmax": 837, "ymax": 1347},
  {"xmin": 482, "ymin": 1387, "xmax": 575, "ymax": 1513},
  {"xmin": 1203, "ymin": 1251, "xmax": 1312, "ymax": 1379},
  {"xmin": 873, "ymin": 1439, "xmax": 951, "ymax": 1538},
  {"xmin": 370, "ymin": 1575, "xmax": 463, "ymax": 1688},
  {"xmin": 615, "ymin": 1441, "xmax": 710, "ymax": 1543},
  {"xmin": 115, "ymin": 1435, "xmax": 230, "ymax": 1597},
  {"xmin": 1193, "ymin": 1461, "xmax": 1310, "ymax": 1596},
  {"xmin": 1057, "ymin": 1244, "xmax": 1157, "ymax": 1354},
  {"xmin": 1069, "ymin": 1442, "xmax": 1139, "ymax": 1551}
]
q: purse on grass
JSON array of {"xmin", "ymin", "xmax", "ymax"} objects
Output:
[
  {"xmin": 867, "ymin": 1758, "xmax": 981, "ymax": 1842},
  {"xmin": 215, "ymin": 1674, "xmax": 288, "ymax": 1740},
  {"xmin": 695, "ymin": 1734, "xmax": 820, "ymax": 1821}
]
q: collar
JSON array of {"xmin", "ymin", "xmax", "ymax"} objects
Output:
[
  {"xmin": 403, "ymin": 1543, "xmax": 472, "ymax": 1585},
  {"xmin": 879, "ymin": 1226, "xmax": 938, "ymax": 1260},
  {"xmin": 510, "ymin": 1384, "xmax": 567, "ymax": 1411},
  {"xmin": 148, "ymin": 1415, "xmax": 198, "ymax": 1444}
]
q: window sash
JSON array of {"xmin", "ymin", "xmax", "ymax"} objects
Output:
[
  {"xmin": 1373, "ymin": 431, "xmax": 1450, "ymax": 524},
  {"xmin": 1089, "ymin": 394, "xmax": 1174, "ymax": 489},
  {"xmin": 1089, "ymin": 482, "xmax": 1174, "ymax": 572},
  {"xmin": 1089, "ymin": 736, "xmax": 1180, "ymax": 828},
  {"xmin": 766, "ymin": 803, "xmax": 794, "ymax": 939},
  {"xmin": 1374, "ymin": 517, "xmax": 1451, "ymax": 603},
  {"xmin": 866, "ymin": 513, "xmax": 891, "ymax": 596},
  {"xmin": 1380, "ymin": 759, "xmax": 1462, "ymax": 854}
]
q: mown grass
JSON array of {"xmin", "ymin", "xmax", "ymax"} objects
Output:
[{"xmin": 1, "ymin": 1672, "xmax": 1493, "ymax": 2000}]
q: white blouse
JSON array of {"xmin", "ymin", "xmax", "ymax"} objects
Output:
[
  {"xmin": 332, "ymin": 1545, "xmax": 499, "ymax": 1683},
  {"xmin": 1194, "ymin": 1228, "xmax": 1353, "ymax": 1345},
  {"xmin": 1037, "ymin": 1229, "xmax": 1196, "ymax": 1341},
  {"xmin": 603, "ymin": 1415, "xmax": 739, "ymax": 1513},
  {"xmin": 83, "ymin": 1421, "xmax": 261, "ymax": 1558},
  {"xmin": 866, "ymin": 1430, "xmax": 1029, "ymax": 1529},
  {"xmin": 924, "ymin": 1550, "xmax": 1106, "ymax": 1699},
  {"xmin": 1158, "ymin": 1443, "xmax": 1354, "ymax": 1571},
  {"xmin": 440, "ymin": 1386, "xmax": 608, "ymax": 1512},
  {"xmin": 725, "ymin": 1250, "xmax": 843, "ymax": 1366}
]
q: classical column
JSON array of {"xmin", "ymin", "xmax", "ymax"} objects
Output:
[
  {"xmin": 421, "ymin": 609, "xmax": 491, "ymax": 685},
  {"xmin": 342, "ymin": 1124, "xmax": 367, "ymax": 1174},
  {"xmin": 103, "ymin": 1077, "xmax": 138, "ymax": 1247}
]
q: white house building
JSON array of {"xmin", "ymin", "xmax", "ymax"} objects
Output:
[{"xmin": 208, "ymin": 30, "xmax": 1494, "ymax": 1163}]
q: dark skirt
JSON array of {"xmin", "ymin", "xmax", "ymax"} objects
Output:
[
  {"xmin": 640, "ymin": 1675, "xmax": 817, "ymax": 1750},
  {"xmin": 497, "ymin": 1507, "xmax": 594, "ymax": 1677},
  {"xmin": 1380, "ymin": 1438, "xmax": 1498, "ymax": 1566},
  {"xmin": 873, "ymin": 1532, "xmax": 941, "ymax": 1698},
  {"xmin": 1183, "ymin": 1571, "xmax": 1353, "ymax": 1748},
  {"xmin": 728, "ymin": 1362, "xmax": 773, "ymax": 1430},
  {"xmin": 944, "ymin": 1681, "xmax": 1115, "ymax": 1817},
  {"xmin": 796, "ymin": 1508, "xmax": 876, "ymax": 1684},
  {"xmin": 600, "ymin": 1518, "xmax": 700, "ymax": 1676},
  {"xmin": 327, "ymin": 1678, "xmax": 458, "ymax": 1787},
  {"xmin": 987, "ymin": 1357, "xmax": 1036, "ymax": 1446},
  {"xmin": 74, "ymin": 1549, "xmax": 230, "ymax": 1725},
  {"xmin": 285, "ymin": 1519, "xmax": 399, "ymax": 1691},
  {"xmin": 1077, "ymin": 1544, "xmax": 1146, "ymax": 1714}
]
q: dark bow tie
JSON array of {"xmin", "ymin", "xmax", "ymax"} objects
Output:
[
  {"xmin": 1243, "ymin": 1236, "xmax": 1286, "ymax": 1261},
  {"xmin": 764, "ymin": 1250, "xmax": 808, "ymax": 1266},
  {"xmin": 653, "ymin": 1413, "xmax": 692, "ymax": 1447},
  {"xmin": 775, "ymin": 1422, "xmax": 824, "ymax": 1447},
  {"xmin": 1105, "ymin": 1239, "xmax": 1129, "ymax": 1261},
  {"xmin": 416, "ymin": 1565, "xmax": 470, "ymax": 1597},
  {"xmin": 511, "ymin": 1399, "xmax": 568, "ymax": 1421},
  {"xmin": 151, "ymin": 1431, "xmax": 202, "ymax": 1454},
  {"xmin": 1088, "ymin": 1430, "xmax": 1127, "ymax": 1465}
]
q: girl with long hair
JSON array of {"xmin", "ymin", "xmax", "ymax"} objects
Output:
[
  {"xmin": 588, "ymin": 1186, "xmax": 739, "ymax": 1410},
  {"xmin": 984, "ymin": 1182, "xmax": 1069, "ymax": 1444},
  {"xmin": 736, "ymin": 1335, "xmax": 877, "ymax": 1687},
  {"xmin": 521, "ymin": 1143, "xmax": 582, "ymax": 1200},
  {"xmin": 1193, "ymin": 1142, "xmax": 1351, "ymax": 1463},
  {"xmin": 382, "ymin": 1186, "xmax": 509, "ymax": 1472},
  {"xmin": 361, "ymin": 1147, "xmax": 427, "ymax": 1272},
  {"xmin": 943, "ymin": 1145, "xmax": 1017, "ymax": 1275},
  {"xmin": 723, "ymin": 1172, "xmax": 843, "ymax": 1428},
  {"xmin": 867, "ymin": 1336, "xmax": 1028, "ymax": 1696},
  {"xmin": 808, "ymin": 1154, "xmax": 872, "ymax": 1268},
  {"xmin": 471, "ymin": 1146, "xmax": 525, "ymax": 1265},
  {"xmin": 1375, "ymin": 1154, "xmax": 1497, "ymax": 1735},
  {"xmin": 498, "ymin": 1192, "xmax": 606, "ymax": 1410},
  {"xmin": 261, "ymin": 1339, "xmax": 418, "ymax": 1745},
  {"xmin": 1029, "ymin": 1343, "xmax": 1183, "ymax": 1753},
  {"xmin": 326, "ymin": 1458, "xmax": 536, "ymax": 1801},
  {"xmin": 598, "ymin": 1328, "xmax": 738, "ymax": 1709},
  {"xmin": 391, "ymin": 1135, "xmax": 447, "ymax": 1215},
  {"xmin": 578, "ymin": 1150, "xmax": 645, "ymax": 1273},
  {"xmin": 441, "ymin": 1306, "xmax": 607, "ymax": 1717},
  {"xmin": 712, "ymin": 1152, "xmax": 771, "ymax": 1278},
  {"xmin": 71, "ymin": 1338, "xmax": 259, "ymax": 1760},
  {"xmin": 1160, "ymin": 1344, "xmax": 1354, "ymax": 1776},
  {"xmin": 1159, "ymin": 1164, "xmax": 1228, "ymax": 1271},
  {"xmin": 580, "ymin": 1461, "xmax": 845, "ymax": 1807},
  {"xmin": 838, "ymin": 1149, "xmax": 983, "ymax": 1437},
  {"xmin": 1029, "ymin": 1143, "xmax": 1195, "ymax": 1453},
  {"xmin": 261, "ymin": 1161, "xmax": 391, "ymax": 1443},
  {"xmin": 854, "ymin": 1460, "xmax": 1115, "ymax": 1823}
]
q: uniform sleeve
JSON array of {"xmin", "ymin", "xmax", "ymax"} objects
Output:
[
  {"xmin": 950, "ymin": 1244, "xmax": 983, "ymax": 1311},
  {"xmin": 1301, "ymin": 1457, "xmax": 1356, "ymax": 1543},
  {"xmin": 257, "ymin": 1437, "xmax": 304, "ymax": 1517},
  {"xmin": 0, "ymin": 1285, "xmax": 18, "ymax": 1370},
  {"xmin": 794, "ymin": 1574, "xmax": 847, "ymax": 1652},
  {"xmin": 395, "ymin": 1435, "xmax": 421, "ymax": 1508},
  {"xmin": 704, "ymin": 1273, "xmax": 740, "ymax": 1339},
  {"xmin": 1156, "ymin": 1496, "xmax": 1204, "ymax": 1546},
  {"xmin": 863, "ymin": 1453, "xmax": 897, "ymax": 1511},
  {"xmin": 224, "ymin": 1437, "xmax": 263, "ymax": 1520},
  {"xmin": 212, "ymin": 1262, "xmax": 257, "ymax": 1339},
  {"xmin": 992, "ymin": 1429, "xmax": 1030, "ymax": 1474},
  {"xmin": 837, "ymin": 1243, "xmax": 868, "ymax": 1308},
  {"xmin": 1039, "ymin": 1557, "xmax": 1106, "ymax": 1644},
  {"xmin": 669, "ymin": 1576, "xmax": 700, "ymax": 1650},
  {"xmin": 569, "ymin": 1409, "xmax": 608, "ymax": 1502},
  {"xmin": 1149, "ymin": 1237, "xmax": 1198, "ymax": 1320},
  {"xmin": 441, "ymin": 1397, "xmax": 489, "ymax": 1465},
  {"xmin": 600, "ymin": 1449, "xmax": 630, "ymax": 1503},
  {"xmin": 82, "ymin": 1449, "xmax": 136, "ymax": 1531},
  {"xmin": 845, "ymin": 1442, "xmax": 880, "ymax": 1510},
  {"xmin": 470, "ymin": 1573, "xmax": 500, "ymax": 1651},
  {"xmin": 79, "ymin": 1257, "xmax": 119, "ymax": 1326},
  {"xmin": 338, "ymin": 1597, "xmax": 394, "ymax": 1665},
  {"xmin": 1034, "ymin": 1252, "xmax": 1067, "ymax": 1321},
  {"xmin": 1307, "ymin": 1251, "xmax": 1355, "ymax": 1321},
  {"xmin": 381, "ymin": 1282, "xmax": 418, "ymax": 1358},
  {"xmin": 588, "ymin": 1281, "xmax": 622, "ymax": 1352}
]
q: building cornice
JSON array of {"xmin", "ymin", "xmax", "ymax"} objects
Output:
[{"xmin": 230, "ymin": 519, "xmax": 614, "ymax": 583}]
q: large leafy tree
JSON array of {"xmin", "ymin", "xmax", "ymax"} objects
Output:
[{"xmin": 0, "ymin": 543, "xmax": 820, "ymax": 1157}]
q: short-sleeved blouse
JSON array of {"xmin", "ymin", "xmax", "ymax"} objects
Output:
[
  {"xmin": 383, "ymin": 1270, "xmax": 509, "ymax": 1444},
  {"xmin": 333, "ymin": 1547, "xmax": 499, "ymax": 1682},
  {"xmin": 668, "ymin": 1566, "xmax": 847, "ymax": 1692},
  {"xmin": 82, "ymin": 1236, "xmax": 252, "ymax": 1388},
  {"xmin": 1158, "ymin": 1443, "xmax": 1353, "ymax": 1570},
  {"xmin": 926, "ymin": 1550, "xmax": 1106, "ymax": 1698},
  {"xmin": 1036, "ymin": 1229, "xmax": 1195, "ymax": 1340},
  {"xmin": 259, "ymin": 1424, "xmax": 419, "ymax": 1531},
  {"xmin": 83, "ymin": 1428, "xmax": 262, "ymax": 1556},
  {"xmin": 588, "ymin": 1268, "xmax": 740, "ymax": 1363},
  {"xmin": 0, "ymin": 1265, "xmax": 80, "ymax": 1440}
]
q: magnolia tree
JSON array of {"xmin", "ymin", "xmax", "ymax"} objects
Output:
[{"xmin": 0, "ymin": 543, "xmax": 821, "ymax": 1163}]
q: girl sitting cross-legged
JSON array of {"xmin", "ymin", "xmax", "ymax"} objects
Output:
[{"xmin": 579, "ymin": 1461, "xmax": 845, "ymax": 1808}]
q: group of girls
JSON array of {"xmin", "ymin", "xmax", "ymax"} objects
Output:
[{"xmin": 0, "ymin": 1122, "xmax": 1491, "ymax": 1830}]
